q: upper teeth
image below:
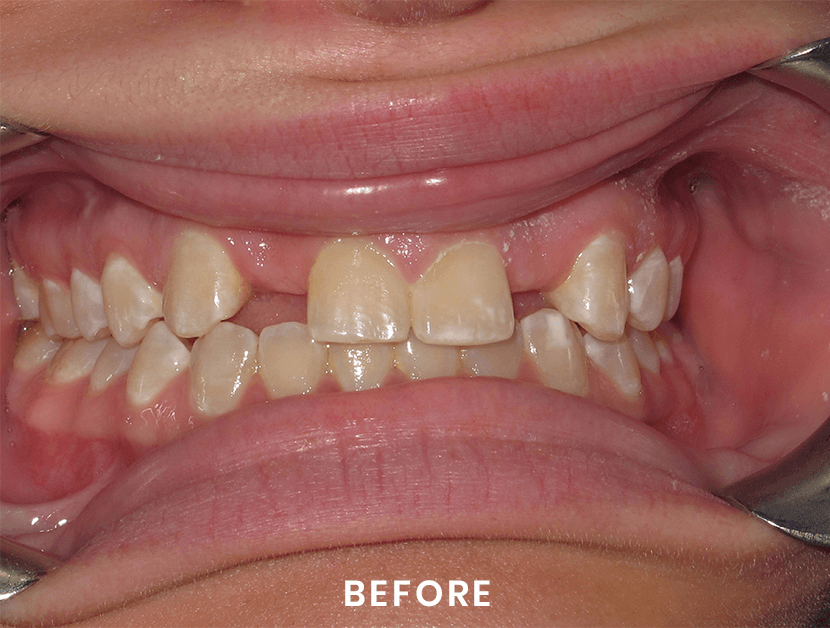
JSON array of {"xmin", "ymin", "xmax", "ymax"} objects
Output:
[{"xmin": 12, "ymin": 230, "xmax": 684, "ymax": 421}]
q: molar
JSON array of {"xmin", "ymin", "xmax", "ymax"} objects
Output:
[
  {"xmin": 395, "ymin": 332, "xmax": 460, "ymax": 380},
  {"xmin": 101, "ymin": 254, "xmax": 163, "ymax": 347},
  {"xmin": 190, "ymin": 322, "xmax": 258, "ymax": 417},
  {"xmin": 41, "ymin": 279, "xmax": 82, "ymax": 339},
  {"xmin": 328, "ymin": 342, "xmax": 394, "ymax": 392},
  {"xmin": 46, "ymin": 338, "xmax": 108, "ymax": 385},
  {"xmin": 11, "ymin": 261, "xmax": 39, "ymax": 319},
  {"xmin": 13, "ymin": 324, "xmax": 61, "ymax": 370},
  {"xmin": 521, "ymin": 309, "xmax": 588, "ymax": 397},
  {"xmin": 89, "ymin": 339, "xmax": 138, "ymax": 393},
  {"xmin": 544, "ymin": 233, "xmax": 628, "ymax": 342},
  {"xmin": 461, "ymin": 327, "xmax": 522, "ymax": 379},
  {"xmin": 70, "ymin": 269, "xmax": 110, "ymax": 341},
  {"xmin": 126, "ymin": 320, "xmax": 190, "ymax": 406},
  {"xmin": 583, "ymin": 333, "xmax": 642, "ymax": 398},
  {"xmin": 626, "ymin": 248, "xmax": 669, "ymax": 332},
  {"xmin": 307, "ymin": 239, "xmax": 410, "ymax": 343},
  {"xmin": 258, "ymin": 322, "xmax": 327, "ymax": 398},
  {"xmin": 163, "ymin": 231, "xmax": 250, "ymax": 339},
  {"xmin": 411, "ymin": 242, "xmax": 514, "ymax": 346}
]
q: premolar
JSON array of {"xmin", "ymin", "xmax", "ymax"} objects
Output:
[
  {"xmin": 627, "ymin": 248, "xmax": 669, "ymax": 332},
  {"xmin": 411, "ymin": 242, "xmax": 514, "ymax": 345},
  {"xmin": 126, "ymin": 321, "xmax": 190, "ymax": 406},
  {"xmin": 163, "ymin": 231, "xmax": 249, "ymax": 339},
  {"xmin": 544, "ymin": 234, "xmax": 629, "ymax": 342},
  {"xmin": 70, "ymin": 270, "xmax": 110, "ymax": 341},
  {"xmin": 307, "ymin": 239, "xmax": 410, "ymax": 343},
  {"xmin": 46, "ymin": 338, "xmax": 108, "ymax": 385},
  {"xmin": 13, "ymin": 324, "xmax": 61, "ymax": 371},
  {"xmin": 89, "ymin": 339, "xmax": 138, "ymax": 393},
  {"xmin": 11, "ymin": 261, "xmax": 39, "ymax": 319},
  {"xmin": 41, "ymin": 280, "xmax": 81, "ymax": 339},
  {"xmin": 190, "ymin": 322, "xmax": 258, "ymax": 417},
  {"xmin": 101, "ymin": 254, "xmax": 163, "ymax": 347}
]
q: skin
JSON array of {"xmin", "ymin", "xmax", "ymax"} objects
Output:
[{"xmin": 2, "ymin": 1, "xmax": 830, "ymax": 625}]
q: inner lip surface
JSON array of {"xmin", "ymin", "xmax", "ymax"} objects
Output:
[{"xmin": 2, "ymin": 4, "xmax": 830, "ymax": 622}]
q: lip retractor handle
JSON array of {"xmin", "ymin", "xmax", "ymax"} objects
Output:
[
  {"xmin": 720, "ymin": 416, "xmax": 830, "ymax": 547},
  {"xmin": 0, "ymin": 118, "xmax": 50, "ymax": 157},
  {"xmin": 0, "ymin": 537, "xmax": 64, "ymax": 602}
]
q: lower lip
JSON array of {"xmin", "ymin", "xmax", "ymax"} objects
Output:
[{"xmin": 46, "ymin": 378, "xmax": 779, "ymax": 608}]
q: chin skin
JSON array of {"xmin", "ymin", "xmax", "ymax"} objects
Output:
[
  {"xmin": 61, "ymin": 540, "xmax": 830, "ymax": 627},
  {"xmin": 3, "ymin": 2, "xmax": 830, "ymax": 626}
]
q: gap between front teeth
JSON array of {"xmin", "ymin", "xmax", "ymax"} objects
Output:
[{"xmin": 12, "ymin": 232, "xmax": 684, "ymax": 419}]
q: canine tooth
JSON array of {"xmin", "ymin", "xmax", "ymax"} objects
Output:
[
  {"xmin": 13, "ymin": 324, "xmax": 61, "ymax": 370},
  {"xmin": 41, "ymin": 280, "xmax": 81, "ymax": 339},
  {"xmin": 191, "ymin": 322, "xmax": 258, "ymax": 417},
  {"xmin": 411, "ymin": 242, "xmax": 513, "ymax": 346},
  {"xmin": 626, "ymin": 248, "xmax": 669, "ymax": 332},
  {"xmin": 127, "ymin": 321, "xmax": 190, "ymax": 406},
  {"xmin": 395, "ymin": 333, "xmax": 459, "ymax": 380},
  {"xmin": 308, "ymin": 239, "xmax": 410, "ymax": 343},
  {"xmin": 11, "ymin": 261, "xmax": 39, "ymax": 319},
  {"xmin": 544, "ymin": 234, "xmax": 628, "ymax": 341},
  {"xmin": 102, "ymin": 255, "xmax": 163, "ymax": 347},
  {"xmin": 461, "ymin": 327, "xmax": 522, "ymax": 379},
  {"xmin": 656, "ymin": 339, "xmax": 674, "ymax": 364},
  {"xmin": 665, "ymin": 256, "xmax": 684, "ymax": 319},
  {"xmin": 258, "ymin": 322, "xmax": 327, "ymax": 398},
  {"xmin": 47, "ymin": 338, "xmax": 108, "ymax": 385},
  {"xmin": 626, "ymin": 327, "xmax": 660, "ymax": 374},
  {"xmin": 584, "ymin": 333, "xmax": 642, "ymax": 398},
  {"xmin": 163, "ymin": 231, "xmax": 249, "ymax": 338},
  {"xmin": 521, "ymin": 309, "xmax": 588, "ymax": 397},
  {"xmin": 71, "ymin": 269, "xmax": 110, "ymax": 341},
  {"xmin": 90, "ymin": 339, "xmax": 138, "ymax": 393},
  {"xmin": 328, "ymin": 343, "xmax": 394, "ymax": 392}
]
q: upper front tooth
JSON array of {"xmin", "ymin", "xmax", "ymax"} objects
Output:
[
  {"xmin": 626, "ymin": 248, "xmax": 669, "ymax": 332},
  {"xmin": 11, "ymin": 261, "xmax": 39, "ymax": 319},
  {"xmin": 41, "ymin": 280, "xmax": 81, "ymax": 339},
  {"xmin": 521, "ymin": 308, "xmax": 588, "ymax": 397},
  {"xmin": 102, "ymin": 254, "xmax": 163, "ymax": 347},
  {"xmin": 307, "ymin": 239, "xmax": 410, "ymax": 343},
  {"xmin": 411, "ymin": 242, "xmax": 514, "ymax": 346},
  {"xmin": 583, "ymin": 333, "xmax": 642, "ymax": 398},
  {"xmin": 126, "ymin": 320, "xmax": 190, "ymax": 406},
  {"xmin": 190, "ymin": 322, "xmax": 258, "ymax": 417},
  {"xmin": 665, "ymin": 256, "xmax": 684, "ymax": 319},
  {"xmin": 544, "ymin": 234, "xmax": 628, "ymax": 342},
  {"xmin": 71, "ymin": 269, "xmax": 110, "ymax": 341},
  {"xmin": 163, "ymin": 231, "xmax": 250, "ymax": 339}
]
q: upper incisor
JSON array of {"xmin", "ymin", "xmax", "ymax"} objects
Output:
[{"xmin": 307, "ymin": 239, "xmax": 410, "ymax": 343}]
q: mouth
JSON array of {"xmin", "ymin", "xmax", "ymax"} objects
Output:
[{"xmin": 2, "ymin": 3, "xmax": 830, "ymax": 623}]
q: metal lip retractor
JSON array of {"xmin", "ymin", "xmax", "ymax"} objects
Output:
[
  {"xmin": 0, "ymin": 117, "xmax": 51, "ymax": 157},
  {"xmin": 0, "ymin": 537, "xmax": 63, "ymax": 602}
]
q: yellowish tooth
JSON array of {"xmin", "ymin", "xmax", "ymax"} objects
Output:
[
  {"xmin": 521, "ymin": 309, "xmax": 588, "ymax": 397},
  {"xmin": 583, "ymin": 333, "xmax": 642, "ymax": 398},
  {"xmin": 13, "ymin": 324, "xmax": 61, "ymax": 370},
  {"xmin": 101, "ymin": 254, "xmax": 163, "ymax": 347},
  {"xmin": 71, "ymin": 269, "xmax": 110, "ymax": 341},
  {"xmin": 411, "ymin": 242, "xmax": 514, "ymax": 346},
  {"xmin": 11, "ymin": 261, "xmax": 39, "ymax": 319},
  {"xmin": 41, "ymin": 280, "xmax": 81, "ymax": 339},
  {"xmin": 190, "ymin": 322, "xmax": 258, "ymax": 417},
  {"xmin": 163, "ymin": 231, "xmax": 250, "ymax": 338},
  {"xmin": 395, "ymin": 333, "xmax": 459, "ymax": 380},
  {"xmin": 665, "ymin": 256, "xmax": 684, "ymax": 319},
  {"xmin": 47, "ymin": 338, "xmax": 108, "ymax": 385},
  {"xmin": 461, "ymin": 326, "xmax": 522, "ymax": 379},
  {"xmin": 544, "ymin": 234, "xmax": 628, "ymax": 341},
  {"xmin": 625, "ymin": 327, "xmax": 660, "ymax": 374},
  {"xmin": 89, "ymin": 339, "xmax": 138, "ymax": 393},
  {"xmin": 126, "ymin": 321, "xmax": 190, "ymax": 406},
  {"xmin": 258, "ymin": 322, "xmax": 327, "ymax": 398},
  {"xmin": 627, "ymin": 248, "xmax": 669, "ymax": 332},
  {"xmin": 39, "ymin": 302, "xmax": 57, "ymax": 338},
  {"xmin": 328, "ymin": 343, "xmax": 394, "ymax": 392},
  {"xmin": 308, "ymin": 239, "xmax": 410, "ymax": 343}
]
